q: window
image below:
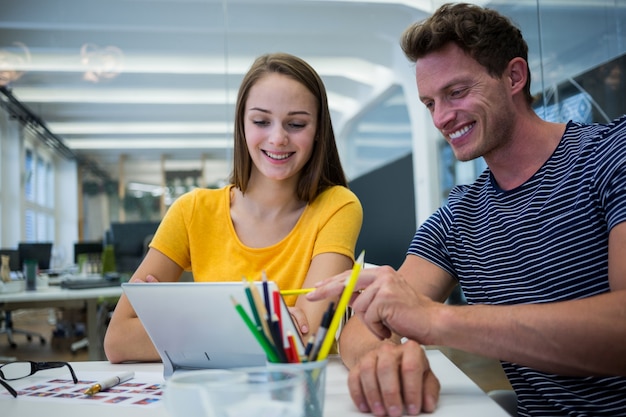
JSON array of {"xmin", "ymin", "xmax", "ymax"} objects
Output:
[
  {"xmin": 23, "ymin": 146, "xmax": 55, "ymax": 242},
  {"xmin": 342, "ymin": 85, "xmax": 413, "ymax": 180}
]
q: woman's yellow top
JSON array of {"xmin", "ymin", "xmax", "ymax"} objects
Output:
[{"xmin": 150, "ymin": 185, "xmax": 362, "ymax": 306}]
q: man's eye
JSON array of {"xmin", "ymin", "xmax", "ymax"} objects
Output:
[{"xmin": 450, "ymin": 88, "xmax": 467, "ymax": 98}]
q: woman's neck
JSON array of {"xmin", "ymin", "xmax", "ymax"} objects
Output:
[
  {"xmin": 233, "ymin": 176, "xmax": 305, "ymax": 220},
  {"xmin": 230, "ymin": 178, "xmax": 307, "ymax": 248}
]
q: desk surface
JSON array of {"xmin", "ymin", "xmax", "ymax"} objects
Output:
[
  {"xmin": 0, "ymin": 350, "xmax": 508, "ymax": 416},
  {"xmin": 0, "ymin": 285, "xmax": 123, "ymax": 303}
]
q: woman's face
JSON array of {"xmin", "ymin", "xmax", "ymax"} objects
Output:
[{"xmin": 244, "ymin": 73, "xmax": 318, "ymax": 184}]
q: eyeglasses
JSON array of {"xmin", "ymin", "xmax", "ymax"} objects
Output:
[{"xmin": 0, "ymin": 361, "xmax": 78, "ymax": 398}]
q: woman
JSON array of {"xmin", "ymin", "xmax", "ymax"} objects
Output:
[{"xmin": 104, "ymin": 53, "xmax": 363, "ymax": 363}]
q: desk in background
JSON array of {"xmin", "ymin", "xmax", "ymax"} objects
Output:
[
  {"xmin": 0, "ymin": 351, "xmax": 508, "ymax": 416},
  {"xmin": 0, "ymin": 286, "xmax": 122, "ymax": 360}
]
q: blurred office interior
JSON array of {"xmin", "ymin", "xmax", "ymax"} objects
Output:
[
  {"xmin": 0, "ymin": 0, "xmax": 624, "ymax": 393},
  {"xmin": 0, "ymin": 0, "xmax": 624, "ymax": 273}
]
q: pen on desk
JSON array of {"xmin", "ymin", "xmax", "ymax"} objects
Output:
[
  {"xmin": 279, "ymin": 288, "xmax": 315, "ymax": 296},
  {"xmin": 84, "ymin": 371, "xmax": 135, "ymax": 396}
]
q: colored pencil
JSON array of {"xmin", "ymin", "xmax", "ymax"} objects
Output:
[
  {"xmin": 287, "ymin": 331, "xmax": 301, "ymax": 363},
  {"xmin": 245, "ymin": 277, "xmax": 272, "ymax": 341},
  {"xmin": 308, "ymin": 301, "xmax": 334, "ymax": 361},
  {"xmin": 272, "ymin": 290, "xmax": 283, "ymax": 338},
  {"xmin": 303, "ymin": 335, "xmax": 315, "ymax": 359},
  {"xmin": 279, "ymin": 288, "xmax": 315, "ymax": 296},
  {"xmin": 231, "ymin": 296, "xmax": 280, "ymax": 363},
  {"xmin": 315, "ymin": 250, "xmax": 364, "ymax": 361},
  {"xmin": 269, "ymin": 313, "xmax": 288, "ymax": 363},
  {"xmin": 262, "ymin": 271, "xmax": 272, "ymax": 316},
  {"xmin": 243, "ymin": 277, "xmax": 262, "ymax": 328}
]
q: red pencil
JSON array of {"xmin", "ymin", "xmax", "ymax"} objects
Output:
[
  {"xmin": 287, "ymin": 331, "xmax": 301, "ymax": 363},
  {"xmin": 272, "ymin": 290, "xmax": 283, "ymax": 339}
]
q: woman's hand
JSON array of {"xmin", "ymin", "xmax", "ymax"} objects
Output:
[
  {"xmin": 287, "ymin": 305, "xmax": 310, "ymax": 337},
  {"xmin": 128, "ymin": 274, "xmax": 160, "ymax": 283}
]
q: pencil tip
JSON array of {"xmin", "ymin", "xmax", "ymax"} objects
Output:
[{"xmin": 356, "ymin": 250, "xmax": 365, "ymax": 266}]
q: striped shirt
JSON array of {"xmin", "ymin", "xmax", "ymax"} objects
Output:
[{"xmin": 409, "ymin": 116, "xmax": 626, "ymax": 416}]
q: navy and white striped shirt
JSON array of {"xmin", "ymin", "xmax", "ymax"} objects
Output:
[{"xmin": 409, "ymin": 116, "xmax": 626, "ymax": 416}]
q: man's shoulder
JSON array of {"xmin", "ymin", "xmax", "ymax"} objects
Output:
[{"xmin": 565, "ymin": 115, "xmax": 626, "ymax": 140}]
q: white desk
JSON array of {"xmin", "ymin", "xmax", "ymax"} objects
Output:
[
  {"xmin": 0, "ymin": 351, "xmax": 508, "ymax": 416},
  {"xmin": 0, "ymin": 286, "xmax": 123, "ymax": 360}
]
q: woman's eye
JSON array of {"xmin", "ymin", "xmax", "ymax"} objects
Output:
[
  {"xmin": 288, "ymin": 123, "xmax": 305, "ymax": 129},
  {"xmin": 253, "ymin": 120, "xmax": 269, "ymax": 126}
]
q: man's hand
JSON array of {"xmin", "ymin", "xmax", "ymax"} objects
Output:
[
  {"xmin": 348, "ymin": 340, "xmax": 440, "ymax": 417},
  {"xmin": 308, "ymin": 266, "xmax": 438, "ymax": 344}
]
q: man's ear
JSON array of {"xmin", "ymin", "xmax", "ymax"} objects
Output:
[{"xmin": 507, "ymin": 57, "xmax": 528, "ymax": 96}]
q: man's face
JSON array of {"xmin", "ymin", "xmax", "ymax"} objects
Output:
[{"xmin": 415, "ymin": 42, "xmax": 515, "ymax": 162}]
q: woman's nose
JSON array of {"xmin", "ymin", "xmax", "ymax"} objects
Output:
[{"xmin": 268, "ymin": 126, "xmax": 289, "ymax": 146}]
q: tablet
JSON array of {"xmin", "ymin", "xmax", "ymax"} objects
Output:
[{"xmin": 122, "ymin": 281, "xmax": 304, "ymax": 378}]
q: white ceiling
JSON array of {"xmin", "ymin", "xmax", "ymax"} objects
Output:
[
  {"xmin": 1, "ymin": 0, "xmax": 432, "ymax": 185},
  {"xmin": 0, "ymin": 0, "xmax": 622, "ymax": 186}
]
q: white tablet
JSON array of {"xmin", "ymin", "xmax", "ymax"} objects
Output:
[{"xmin": 122, "ymin": 281, "xmax": 304, "ymax": 378}]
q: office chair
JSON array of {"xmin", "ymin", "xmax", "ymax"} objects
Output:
[
  {"xmin": 0, "ymin": 311, "xmax": 47, "ymax": 349},
  {"xmin": 0, "ymin": 249, "xmax": 48, "ymax": 349}
]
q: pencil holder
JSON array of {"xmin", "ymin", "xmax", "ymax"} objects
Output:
[
  {"xmin": 165, "ymin": 367, "xmax": 305, "ymax": 417},
  {"xmin": 268, "ymin": 359, "xmax": 328, "ymax": 417}
]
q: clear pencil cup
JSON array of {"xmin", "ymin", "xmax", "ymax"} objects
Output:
[{"xmin": 267, "ymin": 359, "xmax": 327, "ymax": 417}]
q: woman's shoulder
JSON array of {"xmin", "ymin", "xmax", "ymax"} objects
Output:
[
  {"xmin": 315, "ymin": 185, "xmax": 360, "ymax": 205},
  {"xmin": 173, "ymin": 185, "xmax": 231, "ymax": 209}
]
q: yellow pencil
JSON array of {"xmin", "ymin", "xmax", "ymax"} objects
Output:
[
  {"xmin": 279, "ymin": 288, "xmax": 315, "ymax": 296},
  {"xmin": 315, "ymin": 250, "xmax": 365, "ymax": 361}
]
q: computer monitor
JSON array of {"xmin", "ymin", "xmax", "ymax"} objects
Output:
[
  {"xmin": 18, "ymin": 242, "xmax": 53, "ymax": 271},
  {"xmin": 109, "ymin": 221, "xmax": 160, "ymax": 273},
  {"xmin": 74, "ymin": 241, "xmax": 104, "ymax": 264}
]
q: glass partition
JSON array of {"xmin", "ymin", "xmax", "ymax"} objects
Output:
[
  {"xmin": 0, "ymin": 0, "xmax": 625, "ymax": 242},
  {"xmin": 439, "ymin": 0, "xmax": 626, "ymax": 204}
]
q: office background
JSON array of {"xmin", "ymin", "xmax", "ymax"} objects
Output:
[{"xmin": 0, "ymin": 0, "xmax": 624, "ymax": 270}]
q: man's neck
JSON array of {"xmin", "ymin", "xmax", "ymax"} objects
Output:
[{"xmin": 487, "ymin": 116, "xmax": 567, "ymax": 191}]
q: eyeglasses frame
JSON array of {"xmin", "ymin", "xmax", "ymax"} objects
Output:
[{"xmin": 0, "ymin": 361, "xmax": 78, "ymax": 398}]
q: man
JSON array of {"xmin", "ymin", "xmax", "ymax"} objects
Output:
[{"xmin": 308, "ymin": 3, "xmax": 626, "ymax": 416}]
